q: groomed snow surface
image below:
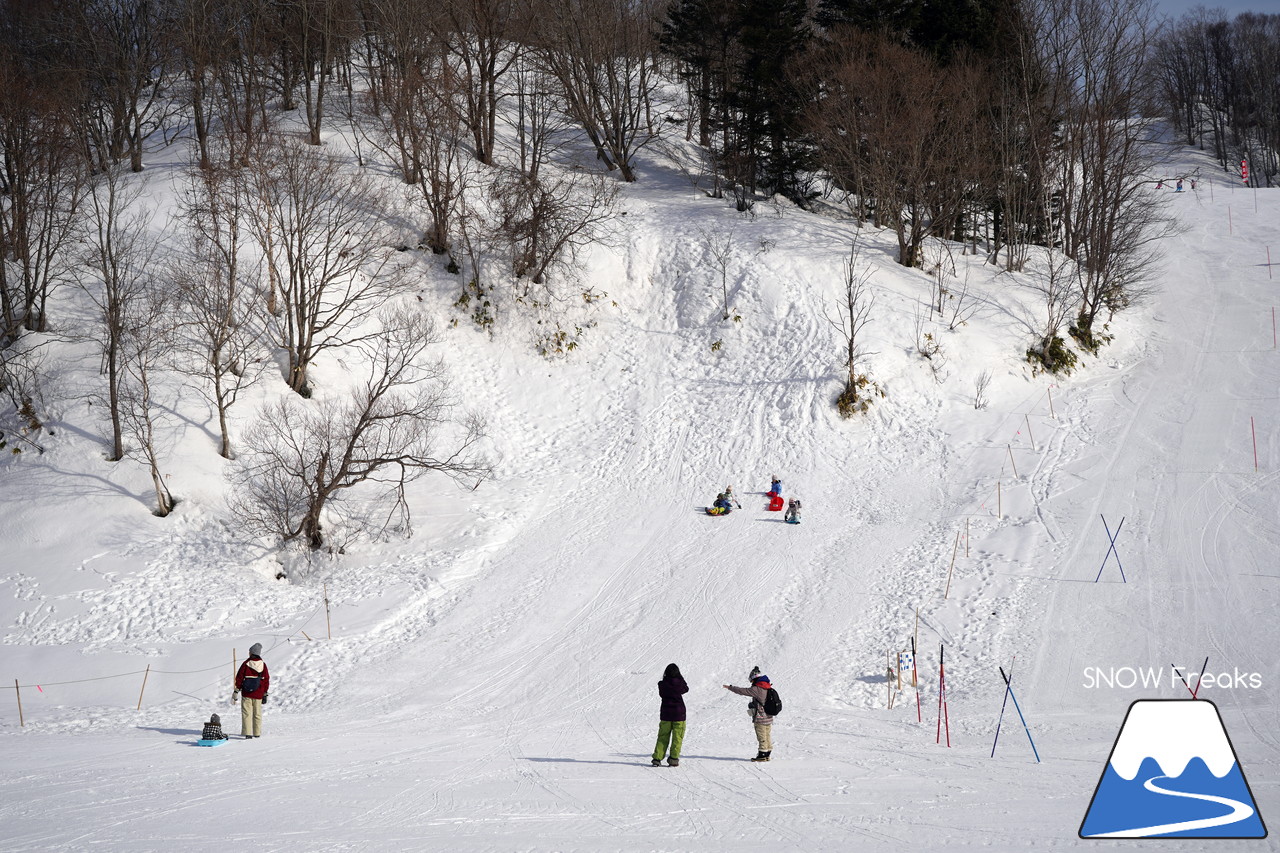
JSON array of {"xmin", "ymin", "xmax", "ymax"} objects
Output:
[{"xmin": 2, "ymin": 132, "xmax": 1278, "ymax": 851}]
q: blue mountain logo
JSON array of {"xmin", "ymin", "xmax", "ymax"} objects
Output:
[{"xmin": 1080, "ymin": 699, "xmax": 1267, "ymax": 839}]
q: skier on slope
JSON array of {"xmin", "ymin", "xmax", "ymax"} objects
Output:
[
  {"xmin": 652, "ymin": 663, "xmax": 689, "ymax": 767},
  {"xmin": 722, "ymin": 666, "xmax": 775, "ymax": 761},
  {"xmin": 234, "ymin": 642, "xmax": 270, "ymax": 739}
]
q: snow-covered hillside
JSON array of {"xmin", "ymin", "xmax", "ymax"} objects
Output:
[{"xmin": 1, "ymin": 129, "xmax": 1278, "ymax": 851}]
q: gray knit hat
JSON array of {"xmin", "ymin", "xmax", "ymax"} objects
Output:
[
  {"xmin": 249, "ymin": 642, "xmax": 263, "ymax": 656},
  {"xmin": 210, "ymin": 713, "xmax": 221, "ymax": 725}
]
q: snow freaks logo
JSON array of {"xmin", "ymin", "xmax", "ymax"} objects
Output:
[
  {"xmin": 1082, "ymin": 666, "xmax": 1262, "ymax": 691},
  {"xmin": 1079, "ymin": 700, "xmax": 1267, "ymax": 839}
]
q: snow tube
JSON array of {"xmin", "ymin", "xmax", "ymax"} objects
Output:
[
  {"xmin": 196, "ymin": 738, "xmax": 229, "ymax": 747},
  {"xmin": 706, "ymin": 506, "xmax": 730, "ymax": 516},
  {"xmin": 767, "ymin": 494, "xmax": 784, "ymax": 511}
]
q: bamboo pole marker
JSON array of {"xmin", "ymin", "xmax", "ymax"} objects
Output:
[
  {"xmin": 944, "ymin": 531, "xmax": 961, "ymax": 599},
  {"xmin": 913, "ymin": 608, "xmax": 920, "ymax": 687},
  {"xmin": 1273, "ymin": 307, "xmax": 1276, "ymax": 349},
  {"xmin": 1007, "ymin": 445, "xmax": 1019, "ymax": 479},
  {"xmin": 15, "ymin": 679, "xmax": 23, "ymax": 727},
  {"xmin": 1268, "ymin": 247, "xmax": 1273, "ymax": 280},
  {"xmin": 302, "ymin": 630, "xmax": 313, "ymax": 641},
  {"xmin": 1229, "ymin": 206, "xmax": 1233, "ymax": 234},
  {"xmin": 887, "ymin": 652, "xmax": 893, "ymax": 709},
  {"xmin": 324, "ymin": 584, "xmax": 332, "ymax": 640},
  {"xmin": 137, "ymin": 664, "xmax": 151, "ymax": 711},
  {"xmin": 1048, "ymin": 387, "xmax": 1056, "ymax": 419},
  {"xmin": 965, "ymin": 517, "xmax": 970, "ymax": 558},
  {"xmin": 1252, "ymin": 416, "xmax": 1258, "ymax": 472},
  {"xmin": 1024, "ymin": 414, "xmax": 1036, "ymax": 452},
  {"xmin": 997, "ymin": 481, "xmax": 1002, "ymax": 520},
  {"xmin": 232, "ymin": 649, "xmax": 238, "ymax": 703},
  {"xmin": 897, "ymin": 650, "xmax": 904, "ymax": 691}
]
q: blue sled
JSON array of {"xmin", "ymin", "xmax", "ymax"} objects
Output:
[
  {"xmin": 196, "ymin": 738, "xmax": 229, "ymax": 747},
  {"xmin": 785, "ymin": 518, "xmax": 800, "ymax": 525}
]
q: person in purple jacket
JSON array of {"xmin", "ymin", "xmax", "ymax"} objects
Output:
[{"xmin": 652, "ymin": 663, "xmax": 689, "ymax": 767}]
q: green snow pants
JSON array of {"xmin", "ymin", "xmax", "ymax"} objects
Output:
[{"xmin": 653, "ymin": 720, "xmax": 686, "ymax": 761}]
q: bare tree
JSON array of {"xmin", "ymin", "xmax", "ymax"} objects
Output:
[
  {"xmin": 82, "ymin": 169, "xmax": 159, "ymax": 461},
  {"xmin": 174, "ymin": 150, "xmax": 263, "ymax": 458},
  {"xmin": 823, "ymin": 239, "xmax": 880, "ymax": 417},
  {"xmin": 118, "ymin": 281, "xmax": 177, "ymax": 516},
  {"xmin": 1024, "ymin": 246, "xmax": 1080, "ymax": 374},
  {"xmin": 1038, "ymin": 0, "xmax": 1175, "ymax": 349},
  {"xmin": 244, "ymin": 138, "xmax": 411, "ymax": 395},
  {"xmin": 436, "ymin": 0, "xmax": 522, "ymax": 165},
  {"xmin": 230, "ymin": 309, "xmax": 490, "ymax": 549},
  {"xmin": 489, "ymin": 165, "xmax": 618, "ymax": 287},
  {"xmin": 530, "ymin": 0, "xmax": 660, "ymax": 182},
  {"xmin": 0, "ymin": 61, "xmax": 86, "ymax": 341}
]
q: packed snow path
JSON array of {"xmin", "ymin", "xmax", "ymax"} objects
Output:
[{"xmin": 1, "ymin": 143, "xmax": 1277, "ymax": 851}]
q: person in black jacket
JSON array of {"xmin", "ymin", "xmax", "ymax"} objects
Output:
[{"xmin": 652, "ymin": 663, "xmax": 689, "ymax": 767}]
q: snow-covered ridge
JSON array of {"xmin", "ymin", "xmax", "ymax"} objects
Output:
[{"xmin": 1109, "ymin": 701, "xmax": 1238, "ymax": 781}]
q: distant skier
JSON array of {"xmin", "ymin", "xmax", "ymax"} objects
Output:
[
  {"xmin": 652, "ymin": 663, "xmax": 689, "ymax": 767},
  {"xmin": 1191, "ymin": 179, "xmax": 1197, "ymax": 190},
  {"xmin": 1156, "ymin": 181, "xmax": 1163, "ymax": 189},
  {"xmin": 784, "ymin": 499, "xmax": 801, "ymax": 524},
  {"xmin": 722, "ymin": 666, "xmax": 775, "ymax": 761},
  {"xmin": 234, "ymin": 643, "xmax": 270, "ymax": 739},
  {"xmin": 201, "ymin": 713, "xmax": 228, "ymax": 742},
  {"xmin": 1176, "ymin": 179, "xmax": 1184, "ymax": 192}
]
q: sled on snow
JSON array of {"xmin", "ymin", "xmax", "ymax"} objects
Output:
[
  {"xmin": 705, "ymin": 506, "xmax": 731, "ymax": 516},
  {"xmin": 196, "ymin": 738, "xmax": 229, "ymax": 747}
]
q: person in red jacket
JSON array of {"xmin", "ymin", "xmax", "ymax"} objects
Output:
[{"xmin": 234, "ymin": 643, "xmax": 270, "ymax": 738}]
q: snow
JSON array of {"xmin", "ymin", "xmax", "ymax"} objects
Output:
[
  {"xmin": 2, "ymin": 125, "xmax": 1279, "ymax": 852},
  {"xmin": 1109, "ymin": 700, "xmax": 1237, "ymax": 780}
]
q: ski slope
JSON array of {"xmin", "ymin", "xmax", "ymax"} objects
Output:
[{"xmin": 1, "ymin": 134, "xmax": 1277, "ymax": 851}]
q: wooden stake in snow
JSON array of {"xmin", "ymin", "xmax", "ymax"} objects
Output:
[
  {"xmin": 997, "ymin": 481, "xmax": 1002, "ymax": 520},
  {"xmin": 944, "ymin": 531, "xmax": 960, "ymax": 599},
  {"xmin": 324, "ymin": 583, "xmax": 332, "ymax": 640},
  {"xmin": 137, "ymin": 664, "xmax": 151, "ymax": 711},
  {"xmin": 15, "ymin": 679, "xmax": 23, "ymax": 727},
  {"xmin": 1006, "ymin": 445, "xmax": 1019, "ymax": 479},
  {"xmin": 1024, "ymin": 415, "xmax": 1036, "ymax": 452},
  {"xmin": 1048, "ymin": 387, "xmax": 1056, "ymax": 419},
  {"xmin": 231, "ymin": 648, "xmax": 237, "ymax": 704},
  {"xmin": 912, "ymin": 636, "xmax": 922, "ymax": 722},
  {"xmin": 965, "ymin": 517, "xmax": 970, "ymax": 558},
  {"xmin": 1252, "ymin": 416, "xmax": 1258, "ymax": 471},
  {"xmin": 887, "ymin": 651, "xmax": 894, "ymax": 709}
]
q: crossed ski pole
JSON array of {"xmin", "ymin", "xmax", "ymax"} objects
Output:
[
  {"xmin": 1094, "ymin": 515, "xmax": 1126, "ymax": 583},
  {"xmin": 1173, "ymin": 657, "xmax": 1210, "ymax": 699},
  {"xmin": 993, "ymin": 664, "xmax": 1040, "ymax": 762}
]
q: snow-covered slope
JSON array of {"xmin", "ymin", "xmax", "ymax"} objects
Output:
[{"xmin": 1, "ymin": 131, "xmax": 1278, "ymax": 852}]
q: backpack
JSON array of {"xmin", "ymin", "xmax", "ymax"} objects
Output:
[
  {"xmin": 763, "ymin": 687, "xmax": 782, "ymax": 716},
  {"xmin": 241, "ymin": 675, "xmax": 261, "ymax": 693}
]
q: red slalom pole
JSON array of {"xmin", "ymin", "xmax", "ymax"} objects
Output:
[{"xmin": 1252, "ymin": 416, "xmax": 1258, "ymax": 471}]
